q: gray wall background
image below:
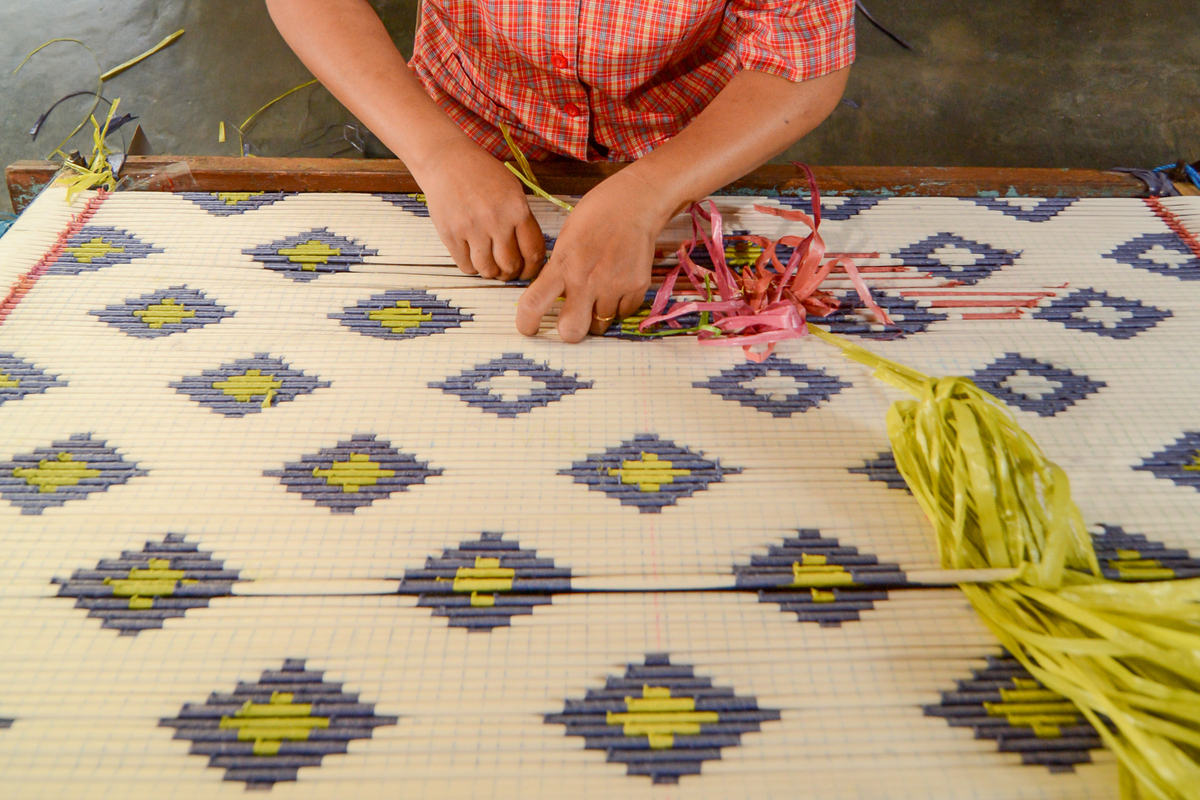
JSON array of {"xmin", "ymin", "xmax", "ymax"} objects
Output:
[{"xmin": 2, "ymin": 1, "xmax": 1197, "ymax": 213}]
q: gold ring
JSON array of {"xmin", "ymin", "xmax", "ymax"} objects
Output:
[{"xmin": 593, "ymin": 314, "xmax": 616, "ymax": 324}]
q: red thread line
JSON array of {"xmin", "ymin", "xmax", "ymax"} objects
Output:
[
  {"xmin": 1145, "ymin": 197, "xmax": 1200, "ymax": 259},
  {"xmin": 961, "ymin": 311, "xmax": 1024, "ymax": 320},
  {"xmin": 900, "ymin": 290, "xmax": 1057, "ymax": 297},
  {"xmin": 925, "ymin": 299, "xmax": 1043, "ymax": 309},
  {"xmin": 0, "ymin": 190, "xmax": 110, "ymax": 326}
]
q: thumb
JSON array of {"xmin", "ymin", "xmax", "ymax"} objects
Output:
[{"xmin": 516, "ymin": 260, "xmax": 566, "ymax": 336}]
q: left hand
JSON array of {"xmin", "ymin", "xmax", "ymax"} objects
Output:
[{"xmin": 516, "ymin": 170, "xmax": 670, "ymax": 342}]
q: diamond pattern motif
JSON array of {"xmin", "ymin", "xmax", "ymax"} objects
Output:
[
  {"xmin": 546, "ymin": 654, "xmax": 780, "ymax": 784},
  {"xmin": 1104, "ymin": 233, "xmax": 1200, "ymax": 280},
  {"xmin": 694, "ymin": 355, "xmax": 848, "ymax": 417},
  {"xmin": 1091, "ymin": 524, "xmax": 1200, "ymax": 581},
  {"xmin": 895, "ymin": 233, "xmax": 1015, "ymax": 285},
  {"xmin": 90, "ymin": 286, "xmax": 232, "ymax": 338},
  {"xmin": 265, "ymin": 434, "xmax": 441, "ymax": 513},
  {"xmin": 244, "ymin": 228, "xmax": 378, "ymax": 282},
  {"xmin": 48, "ymin": 226, "xmax": 162, "ymax": 275},
  {"xmin": 0, "ymin": 434, "xmax": 146, "ymax": 515},
  {"xmin": 331, "ymin": 290, "xmax": 473, "ymax": 340},
  {"xmin": 171, "ymin": 355, "xmax": 329, "ymax": 417},
  {"xmin": 816, "ymin": 293, "xmax": 946, "ymax": 338},
  {"xmin": 53, "ymin": 534, "xmax": 241, "ymax": 635},
  {"xmin": 1135, "ymin": 431, "xmax": 1200, "ymax": 493},
  {"xmin": 1034, "ymin": 287, "xmax": 1171, "ymax": 339},
  {"xmin": 924, "ymin": 651, "xmax": 1103, "ymax": 773},
  {"xmin": 180, "ymin": 191, "xmax": 291, "ymax": 215},
  {"xmin": 970, "ymin": 354, "xmax": 1105, "ymax": 416},
  {"xmin": 431, "ymin": 353, "xmax": 591, "ymax": 417},
  {"xmin": 395, "ymin": 532, "xmax": 572, "ymax": 631},
  {"xmin": 734, "ymin": 530, "xmax": 907, "ymax": 626},
  {"xmin": 0, "ymin": 352, "xmax": 64, "ymax": 407},
  {"xmin": 559, "ymin": 434, "xmax": 740, "ymax": 513},
  {"xmin": 849, "ymin": 451, "xmax": 911, "ymax": 493},
  {"xmin": 376, "ymin": 193, "xmax": 430, "ymax": 216},
  {"xmin": 776, "ymin": 196, "xmax": 882, "ymax": 220},
  {"xmin": 970, "ymin": 197, "xmax": 1077, "ymax": 222},
  {"xmin": 159, "ymin": 659, "xmax": 396, "ymax": 789}
]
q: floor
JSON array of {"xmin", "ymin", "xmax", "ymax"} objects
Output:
[{"xmin": 2, "ymin": 0, "xmax": 1199, "ymax": 214}]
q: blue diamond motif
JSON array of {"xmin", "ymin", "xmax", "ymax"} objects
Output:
[
  {"xmin": 695, "ymin": 356, "xmax": 848, "ymax": 417},
  {"xmin": 970, "ymin": 197, "xmax": 1077, "ymax": 221},
  {"xmin": 1034, "ymin": 287, "xmax": 1171, "ymax": 339},
  {"xmin": 559, "ymin": 434, "xmax": 740, "ymax": 513},
  {"xmin": 817, "ymin": 293, "xmax": 946, "ymax": 339},
  {"xmin": 895, "ymin": 233, "xmax": 1015, "ymax": 285},
  {"xmin": 1105, "ymin": 233, "xmax": 1200, "ymax": 280},
  {"xmin": 0, "ymin": 352, "xmax": 64, "ymax": 406},
  {"xmin": 265, "ymin": 434, "xmax": 441, "ymax": 514},
  {"xmin": 331, "ymin": 290, "xmax": 472, "ymax": 340},
  {"xmin": 1135, "ymin": 432, "xmax": 1200, "ymax": 494},
  {"xmin": 179, "ymin": 191, "xmax": 291, "ymax": 215},
  {"xmin": 376, "ymin": 193, "xmax": 430, "ymax": 216},
  {"xmin": 1090, "ymin": 524, "xmax": 1200, "ymax": 580},
  {"xmin": 171, "ymin": 354, "xmax": 330, "ymax": 417},
  {"xmin": 849, "ymin": 451, "xmax": 911, "ymax": 493},
  {"xmin": 971, "ymin": 354, "xmax": 1105, "ymax": 416},
  {"xmin": 89, "ymin": 286, "xmax": 233, "ymax": 338},
  {"xmin": 49, "ymin": 227, "xmax": 163, "ymax": 275},
  {"xmin": 243, "ymin": 228, "xmax": 378, "ymax": 282},
  {"xmin": 776, "ymin": 196, "xmax": 883, "ymax": 221},
  {"xmin": 431, "ymin": 353, "xmax": 591, "ymax": 417},
  {"xmin": 0, "ymin": 434, "xmax": 146, "ymax": 515}
]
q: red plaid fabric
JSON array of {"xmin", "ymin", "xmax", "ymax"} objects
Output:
[{"xmin": 408, "ymin": 0, "xmax": 855, "ymax": 162}]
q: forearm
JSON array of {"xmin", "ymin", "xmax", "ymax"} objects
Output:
[
  {"xmin": 263, "ymin": 0, "xmax": 474, "ymax": 178},
  {"xmin": 622, "ymin": 67, "xmax": 850, "ymax": 225}
]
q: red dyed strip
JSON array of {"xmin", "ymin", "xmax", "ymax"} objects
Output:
[
  {"xmin": 1146, "ymin": 197, "xmax": 1200, "ymax": 258},
  {"xmin": 961, "ymin": 311, "xmax": 1024, "ymax": 320},
  {"xmin": 0, "ymin": 190, "xmax": 110, "ymax": 326},
  {"xmin": 900, "ymin": 290, "xmax": 1057, "ymax": 297},
  {"xmin": 927, "ymin": 299, "xmax": 1042, "ymax": 308}
]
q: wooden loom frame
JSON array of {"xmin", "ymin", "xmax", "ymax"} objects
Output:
[{"xmin": 5, "ymin": 157, "xmax": 1145, "ymax": 215}]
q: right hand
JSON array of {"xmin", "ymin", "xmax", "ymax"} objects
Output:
[{"xmin": 417, "ymin": 138, "xmax": 546, "ymax": 282}]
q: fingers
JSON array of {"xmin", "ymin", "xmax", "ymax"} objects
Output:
[
  {"xmin": 588, "ymin": 294, "xmax": 620, "ymax": 337},
  {"xmin": 557, "ymin": 285, "xmax": 594, "ymax": 344},
  {"xmin": 468, "ymin": 237, "xmax": 501, "ymax": 279},
  {"xmin": 515, "ymin": 214, "xmax": 547, "ymax": 281},
  {"xmin": 492, "ymin": 233, "xmax": 525, "ymax": 282},
  {"xmin": 618, "ymin": 291, "xmax": 647, "ymax": 321},
  {"xmin": 516, "ymin": 263, "xmax": 565, "ymax": 337},
  {"xmin": 445, "ymin": 238, "xmax": 478, "ymax": 276}
]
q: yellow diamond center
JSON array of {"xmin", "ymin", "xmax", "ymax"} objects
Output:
[
  {"xmin": 606, "ymin": 686, "xmax": 718, "ymax": 749},
  {"xmin": 608, "ymin": 452, "xmax": 690, "ymax": 492},
  {"xmin": 0, "ymin": 372, "xmax": 18, "ymax": 389},
  {"xmin": 216, "ymin": 191, "xmax": 264, "ymax": 205},
  {"xmin": 312, "ymin": 452, "xmax": 394, "ymax": 493},
  {"xmin": 278, "ymin": 240, "xmax": 340, "ymax": 270},
  {"xmin": 450, "ymin": 556, "xmax": 515, "ymax": 593},
  {"xmin": 212, "ymin": 369, "xmax": 282, "ymax": 407},
  {"xmin": 219, "ymin": 693, "xmax": 330, "ymax": 755},
  {"xmin": 1183, "ymin": 450, "xmax": 1200, "ymax": 472},
  {"xmin": 133, "ymin": 298, "xmax": 195, "ymax": 329},
  {"xmin": 724, "ymin": 239, "xmax": 763, "ymax": 268},
  {"xmin": 787, "ymin": 553, "xmax": 856, "ymax": 588},
  {"xmin": 369, "ymin": 300, "xmax": 432, "ymax": 332},
  {"xmin": 67, "ymin": 238, "xmax": 124, "ymax": 264},
  {"xmin": 103, "ymin": 557, "xmax": 196, "ymax": 605},
  {"xmin": 12, "ymin": 451, "xmax": 101, "ymax": 493}
]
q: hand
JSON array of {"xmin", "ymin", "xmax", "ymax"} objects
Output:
[
  {"xmin": 417, "ymin": 139, "xmax": 545, "ymax": 281},
  {"xmin": 516, "ymin": 171, "xmax": 669, "ymax": 342}
]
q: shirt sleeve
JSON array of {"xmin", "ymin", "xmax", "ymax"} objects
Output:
[{"xmin": 728, "ymin": 0, "xmax": 856, "ymax": 82}]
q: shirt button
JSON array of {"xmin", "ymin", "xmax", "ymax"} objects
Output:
[
  {"xmin": 551, "ymin": 53, "xmax": 569, "ymax": 70},
  {"xmin": 564, "ymin": 102, "xmax": 582, "ymax": 117}
]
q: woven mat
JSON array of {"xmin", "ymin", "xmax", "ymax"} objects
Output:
[{"xmin": 1, "ymin": 186, "xmax": 1198, "ymax": 799}]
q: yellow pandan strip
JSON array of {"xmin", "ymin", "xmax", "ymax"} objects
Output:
[{"xmin": 807, "ymin": 323, "xmax": 1200, "ymax": 800}]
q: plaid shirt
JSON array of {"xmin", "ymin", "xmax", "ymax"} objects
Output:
[{"xmin": 408, "ymin": 0, "xmax": 855, "ymax": 162}]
